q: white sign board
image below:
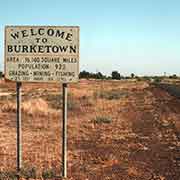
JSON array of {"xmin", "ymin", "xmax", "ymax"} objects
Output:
[{"xmin": 5, "ymin": 26, "xmax": 79, "ymax": 82}]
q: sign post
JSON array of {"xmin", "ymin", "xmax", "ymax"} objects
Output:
[
  {"xmin": 5, "ymin": 26, "xmax": 79, "ymax": 178},
  {"xmin": 62, "ymin": 83, "xmax": 68, "ymax": 177},
  {"xmin": 16, "ymin": 82, "xmax": 22, "ymax": 175}
]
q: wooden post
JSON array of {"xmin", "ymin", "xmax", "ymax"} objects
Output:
[
  {"xmin": 62, "ymin": 83, "xmax": 68, "ymax": 178},
  {"xmin": 16, "ymin": 82, "xmax": 22, "ymax": 174}
]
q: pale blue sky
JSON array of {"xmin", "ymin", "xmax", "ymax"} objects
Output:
[{"xmin": 0, "ymin": 0, "xmax": 180, "ymax": 76}]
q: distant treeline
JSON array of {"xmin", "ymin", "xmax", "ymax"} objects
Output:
[
  {"xmin": 79, "ymin": 70, "xmax": 131, "ymax": 80},
  {"xmin": 79, "ymin": 70, "xmax": 179, "ymax": 81},
  {"xmin": 0, "ymin": 70, "xmax": 179, "ymax": 81}
]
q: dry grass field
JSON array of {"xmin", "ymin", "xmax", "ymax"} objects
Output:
[{"xmin": 0, "ymin": 79, "xmax": 180, "ymax": 180}]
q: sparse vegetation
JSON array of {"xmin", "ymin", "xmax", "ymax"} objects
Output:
[
  {"xmin": 0, "ymin": 79, "xmax": 180, "ymax": 179},
  {"xmin": 155, "ymin": 83, "xmax": 180, "ymax": 98},
  {"xmin": 42, "ymin": 93, "xmax": 80, "ymax": 111},
  {"xmin": 93, "ymin": 116, "xmax": 112, "ymax": 124},
  {"xmin": 94, "ymin": 89, "xmax": 128, "ymax": 100},
  {"xmin": 67, "ymin": 96, "xmax": 79, "ymax": 111},
  {"xmin": 20, "ymin": 166, "xmax": 37, "ymax": 179},
  {"xmin": 44, "ymin": 94, "xmax": 62, "ymax": 109},
  {"xmin": 142, "ymin": 76, "xmax": 151, "ymax": 81},
  {"xmin": 42, "ymin": 168, "xmax": 56, "ymax": 179},
  {"xmin": 79, "ymin": 95, "xmax": 93, "ymax": 106},
  {"xmin": 169, "ymin": 74, "xmax": 178, "ymax": 79},
  {"xmin": 153, "ymin": 76, "xmax": 162, "ymax": 83},
  {"xmin": 0, "ymin": 171, "xmax": 17, "ymax": 180}
]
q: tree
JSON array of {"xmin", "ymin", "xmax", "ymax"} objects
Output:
[
  {"xmin": 131, "ymin": 73, "xmax": 135, "ymax": 79},
  {"xmin": 79, "ymin": 70, "xmax": 105, "ymax": 79},
  {"xmin": 79, "ymin": 70, "xmax": 90, "ymax": 79},
  {"xmin": 169, "ymin": 74, "xmax": 178, "ymax": 79},
  {"xmin": 0, "ymin": 71, "xmax": 3, "ymax": 79},
  {"xmin": 111, "ymin": 71, "xmax": 121, "ymax": 80},
  {"xmin": 96, "ymin": 72, "xmax": 104, "ymax": 79}
]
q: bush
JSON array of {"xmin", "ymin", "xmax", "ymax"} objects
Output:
[
  {"xmin": 20, "ymin": 167, "xmax": 36, "ymax": 179},
  {"xmin": 94, "ymin": 89, "xmax": 128, "ymax": 100},
  {"xmin": 44, "ymin": 94, "xmax": 62, "ymax": 109},
  {"xmin": 169, "ymin": 74, "xmax": 178, "ymax": 79},
  {"xmin": 80, "ymin": 95, "xmax": 93, "ymax": 106},
  {"xmin": 154, "ymin": 77, "xmax": 162, "ymax": 83},
  {"xmin": 93, "ymin": 116, "xmax": 112, "ymax": 124},
  {"xmin": 43, "ymin": 93, "xmax": 80, "ymax": 111},
  {"xmin": 42, "ymin": 169, "xmax": 56, "ymax": 179},
  {"xmin": 136, "ymin": 77, "xmax": 142, "ymax": 81},
  {"xmin": 156, "ymin": 83, "xmax": 180, "ymax": 98},
  {"xmin": 67, "ymin": 98, "xmax": 79, "ymax": 110},
  {"xmin": 0, "ymin": 171, "xmax": 17, "ymax": 180}
]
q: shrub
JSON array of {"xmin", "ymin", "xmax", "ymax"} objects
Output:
[
  {"xmin": 42, "ymin": 169, "xmax": 56, "ymax": 179},
  {"xmin": 80, "ymin": 95, "xmax": 93, "ymax": 106},
  {"xmin": 44, "ymin": 94, "xmax": 62, "ymax": 109},
  {"xmin": 0, "ymin": 171, "xmax": 17, "ymax": 180},
  {"xmin": 154, "ymin": 77, "xmax": 162, "ymax": 83},
  {"xmin": 20, "ymin": 167, "xmax": 36, "ymax": 179},
  {"xmin": 67, "ymin": 97, "xmax": 79, "ymax": 110},
  {"xmin": 94, "ymin": 89, "xmax": 127, "ymax": 100},
  {"xmin": 44, "ymin": 93, "xmax": 80, "ymax": 111},
  {"xmin": 93, "ymin": 116, "xmax": 112, "ymax": 124},
  {"xmin": 142, "ymin": 76, "xmax": 151, "ymax": 81},
  {"xmin": 169, "ymin": 74, "xmax": 178, "ymax": 79}
]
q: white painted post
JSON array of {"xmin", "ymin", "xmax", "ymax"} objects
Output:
[
  {"xmin": 16, "ymin": 82, "xmax": 22, "ymax": 175},
  {"xmin": 62, "ymin": 83, "xmax": 68, "ymax": 178}
]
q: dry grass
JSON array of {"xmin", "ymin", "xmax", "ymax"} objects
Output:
[
  {"xmin": 1, "ymin": 98, "xmax": 51, "ymax": 116},
  {"xmin": 93, "ymin": 88, "xmax": 128, "ymax": 100},
  {"xmin": 127, "ymin": 166, "xmax": 141, "ymax": 177}
]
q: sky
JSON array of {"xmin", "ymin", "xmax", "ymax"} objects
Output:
[{"xmin": 0, "ymin": 0, "xmax": 180, "ymax": 76}]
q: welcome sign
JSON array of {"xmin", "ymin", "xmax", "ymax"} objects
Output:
[{"xmin": 5, "ymin": 26, "xmax": 79, "ymax": 82}]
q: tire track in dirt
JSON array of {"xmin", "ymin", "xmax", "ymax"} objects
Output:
[{"xmin": 127, "ymin": 85, "xmax": 180, "ymax": 180}]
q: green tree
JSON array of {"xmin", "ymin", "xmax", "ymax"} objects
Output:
[
  {"xmin": 111, "ymin": 71, "xmax": 121, "ymax": 80},
  {"xmin": 79, "ymin": 70, "xmax": 90, "ymax": 79},
  {"xmin": 0, "ymin": 71, "xmax": 3, "ymax": 79},
  {"xmin": 96, "ymin": 72, "xmax": 104, "ymax": 79},
  {"xmin": 79, "ymin": 70, "xmax": 105, "ymax": 79},
  {"xmin": 131, "ymin": 73, "xmax": 135, "ymax": 78},
  {"xmin": 169, "ymin": 74, "xmax": 177, "ymax": 79}
]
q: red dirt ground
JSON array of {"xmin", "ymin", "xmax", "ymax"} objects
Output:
[{"xmin": 0, "ymin": 79, "xmax": 179, "ymax": 180}]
